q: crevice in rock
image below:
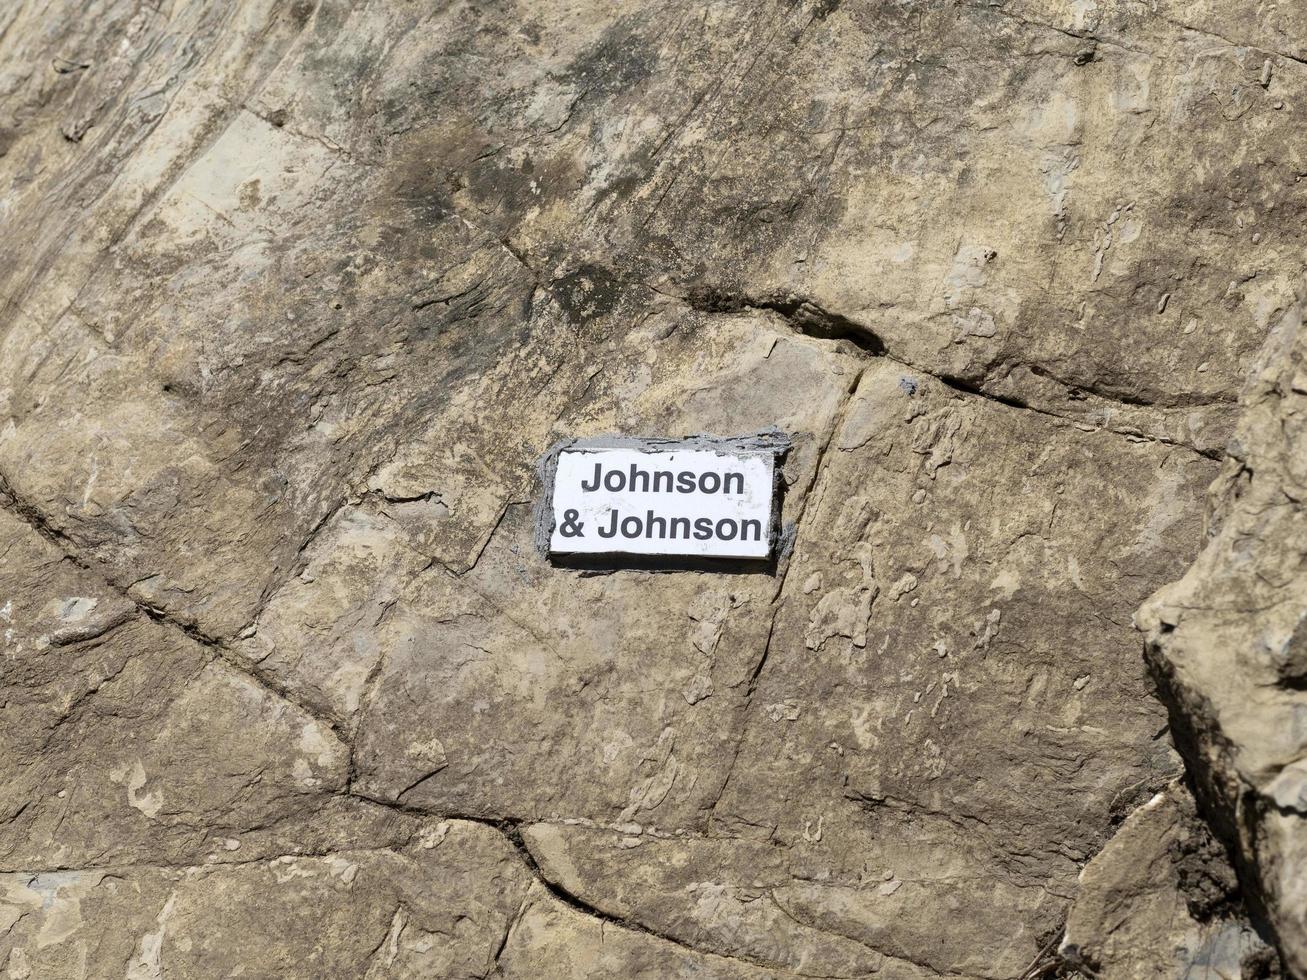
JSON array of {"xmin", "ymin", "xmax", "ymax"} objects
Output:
[
  {"xmin": 924, "ymin": 370, "xmax": 1225, "ymax": 461},
  {"xmin": 1024, "ymin": 363, "xmax": 1235, "ymax": 410},
  {"xmin": 0, "ymin": 469, "xmax": 350, "ymax": 742},
  {"xmin": 332, "ymin": 790, "xmax": 1087, "ymax": 978},
  {"xmin": 1147, "ymin": 11, "xmax": 1307, "ymax": 68},
  {"xmin": 0, "ymin": 472, "xmax": 93, "ymax": 572},
  {"xmin": 393, "ymin": 767, "xmax": 450, "ymax": 805},
  {"xmin": 363, "ymin": 905, "xmax": 407, "ymax": 975},
  {"xmin": 340, "ymin": 791, "xmax": 934, "ymax": 976},
  {"xmin": 344, "ymin": 791, "xmax": 720, "ymax": 846},
  {"xmin": 1140, "ymin": 650, "xmax": 1288, "ymax": 961},
  {"xmin": 686, "ymin": 286, "xmax": 886, "ymax": 355},
  {"xmin": 487, "ymin": 892, "xmax": 531, "ymax": 978},
  {"xmin": 36, "ymin": 650, "xmax": 147, "ymax": 752},
  {"xmin": 767, "ymin": 888, "xmax": 988, "ymax": 980},
  {"xmin": 135, "ymin": 601, "xmax": 349, "ymax": 738},
  {"xmin": 242, "ymin": 105, "xmax": 354, "ymax": 160},
  {"xmin": 702, "ymin": 602, "xmax": 783, "ymax": 825},
  {"xmin": 973, "ymin": 2, "xmax": 1148, "ymax": 56},
  {"xmin": 1017, "ymin": 923, "xmax": 1068, "ymax": 980},
  {"xmin": 227, "ymin": 487, "xmax": 359, "ymax": 644},
  {"xmin": 706, "ymin": 360, "xmax": 867, "ymax": 829},
  {"xmin": 345, "ymin": 796, "xmax": 756, "ymax": 968},
  {"xmin": 496, "ymin": 234, "xmax": 540, "ymax": 282},
  {"xmin": 232, "ymin": 439, "xmax": 426, "ymax": 648},
  {"xmin": 0, "ymin": 840, "xmax": 413, "ymax": 878},
  {"xmin": 976, "ymin": 0, "xmax": 1307, "ymax": 69},
  {"xmin": 679, "ymin": 287, "xmax": 1223, "ymax": 459},
  {"xmin": 509, "ymin": 825, "xmax": 882, "ymax": 980},
  {"xmin": 345, "ymin": 790, "xmax": 512, "ymax": 829}
]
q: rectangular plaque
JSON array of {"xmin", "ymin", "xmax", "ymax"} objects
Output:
[{"xmin": 542, "ymin": 438, "xmax": 782, "ymax": 560}]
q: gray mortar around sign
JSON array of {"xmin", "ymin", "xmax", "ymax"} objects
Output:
[{"xmin": 533, "ymin": 431, "xmax": 792, "ymax": 563}]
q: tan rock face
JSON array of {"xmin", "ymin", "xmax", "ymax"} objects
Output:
[
  {"xmin": 1139, "ymin": 295, "xmax": 1307, "ymax": 975},
  {"xmin": 1, "ymin": 0, "xmax": 1303, "ymax": 976},
  {"xmin": 1061, "ymin": 781, "xmax": 1269, "ymax": 978}
]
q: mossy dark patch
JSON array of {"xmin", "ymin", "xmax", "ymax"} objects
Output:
[
  {"xmin": 551, "ymin": 264, "xmax": 621, "ymax": 325},
  {"xmin": 564, "ymin": 16, "xmax": 658, "ymax": 98}
]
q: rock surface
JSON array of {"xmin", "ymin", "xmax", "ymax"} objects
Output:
[
  {"xmin": 0, "ymin": 0, "xmax": 1304, "ymax": 976},
  {"xmin": 1139, "ymin": 293, "xmax": 1307, "ymax": 976},
  {"xmin": 1061, "ymin": 780, "xmax": 1271, "ymax": 978}
]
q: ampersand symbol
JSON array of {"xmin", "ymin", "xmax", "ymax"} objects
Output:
[{"xmin": 559, "ymin": 509, "xmax": 585, "ymax": 537}]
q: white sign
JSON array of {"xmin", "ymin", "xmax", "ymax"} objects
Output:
[{"xmin": 547, "ymin": 444, "xmax": 777, "ymax": 559}]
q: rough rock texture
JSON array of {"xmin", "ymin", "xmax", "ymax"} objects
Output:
[
  {"xmin": 1139, "ymin": 293, "xmax": 1307, "ymax": 976},
  {"xmin": 1, "ymin": 0, "xmax": 1305, "ymax": 976},
  {"xmin": 1060, "ymin": 780, "xmax": 1270, "ymax": 978}
]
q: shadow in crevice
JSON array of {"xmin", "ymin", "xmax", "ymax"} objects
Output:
[{"xmin": 547, "ymin": 550, "xmax": 780, "ymax": 577}]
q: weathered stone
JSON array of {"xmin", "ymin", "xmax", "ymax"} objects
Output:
[
  {"xmin": 1139, "ymin": 294, "xmax": 1307, "ymax": 975},
  {"xmin": 349, "ymin": 314, "xmax": 861, "ymax": 823},
  {"xmin": 1062, "ymin": 781, "xmax": 1270, "ymax": 978},
  {"xmin": 0, "ymin": 820, "xmax": 529, "ymax": 979},
  {"xmin": 509, "ymin": 360, "xmax": 1215, "ymax": 976},
  {"xmin": 3, "ymin": 0, "xmax": 1306, "ymax": 974},
  {"xmin": 0, "ymin": 509, "xmax": 400, "ymax": 872},
  {"xmin": 497, "ymin": 882, "xmax": 803, "ymax": 980}
]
